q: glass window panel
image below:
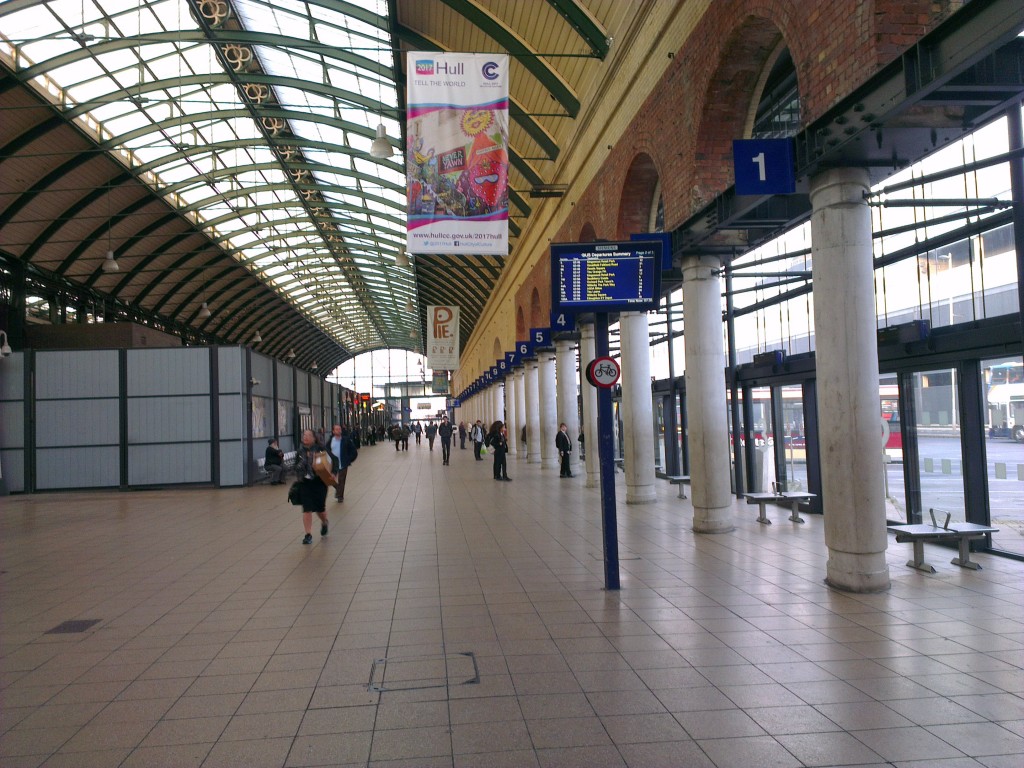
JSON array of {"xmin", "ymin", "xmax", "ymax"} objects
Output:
[{"xmin": 982, "ymin": 356, "xmax": 1024, "ymax": 556}]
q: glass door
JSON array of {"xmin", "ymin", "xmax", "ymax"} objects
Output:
[
  {"xmin": 981, "ymin": 356, "xmax": 1024, "ymax": 556},
  {"xmin": 910, "ymin": 368, "xmax": 965, "ymax": 524}
]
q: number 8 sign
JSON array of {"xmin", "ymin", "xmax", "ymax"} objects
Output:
[{"xmin": 586, "ymin": 357, "xmax": 620, "ymax": 389}]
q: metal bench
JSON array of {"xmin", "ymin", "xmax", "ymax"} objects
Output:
[
  {"xmin": 887, "ymin": 508, "xmax": 998, "ymax": 572},
  {"xmin": 666, "ymin": 475, "xmax": 689, "ymax": 499},
  {"xmin": 745, "ymin": 486, "xmax": 816, "ymax": 524},
  {"xmin": 256, "ymin": 450, "xmax": 295, "ymax": 484}
]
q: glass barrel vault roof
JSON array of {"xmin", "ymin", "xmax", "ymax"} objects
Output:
[{"xmin": 0, "ymin": 0, "xmax": 412, "ymax": 355}]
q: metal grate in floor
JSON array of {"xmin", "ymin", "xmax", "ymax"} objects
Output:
[
  {"xmin": 44, "ymin": 619, "xmax": 101, "ymax": 634},
  {"xmin": 368, "ymin": 651, "xmax": 479, "ymax": 693}
]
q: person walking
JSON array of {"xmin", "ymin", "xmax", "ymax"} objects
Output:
[
  {"xmin": 438, "ymin": 417, "xmax": 453, "ymax": 465},
  {"xmin": 425, "ymin": 421, "xmax": 437, "ymax": 451},
  {"xmin": 294, "ymin": 428, "xmax": 330, "ymax": 545},
  {"xmin": 556, "ymin": 422, "xmax": 574, "ymax": 478},
  {"xmin": 471, "ymin": 420, "xmax": 485, "ymax": 461},
  {"xmin": 401, "ymin": 424, "xmax": 410, "ymax": 450},
  {"xmin": 458, "ymin": 421, "xmax": 467, "ymax": 449},
  {"xmin": 488, "ymin": 421, "xmax": 511, "ymax": 481},
  {"xmin": 328, "ymin": 424, "xmax": 357, "ymax": 502}
]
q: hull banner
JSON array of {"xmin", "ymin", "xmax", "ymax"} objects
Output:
[
  {"xmin": 406, "ymin": 52, "xmax": 509, "ymax": 255},
  {"xmin": 427, "ymin": 305, "xmax": 460, "ymax": 370}
]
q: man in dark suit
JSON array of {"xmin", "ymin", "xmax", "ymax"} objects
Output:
[{"xmin": 264, "ymin": 439, "xmax": 285, "ymax": 484}]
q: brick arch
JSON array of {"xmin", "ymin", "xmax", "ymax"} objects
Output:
[
  {"xmin": 616, "ymin": 153, "xmax": 660, "ymax": 240},
  {"xmin": 516, "ymin": 304, "xmax": 526, "ymax": 339},
  {"xmin": 690, "ymin": 13, "xmax": 790, "ymax": 209},
  {"xmin": 529, "ymin": 287, "xmax": 542, "ymax": 329},
  {"xmin": 579, "ymin": 222, "xmax": 597, "ymax": 242},
  {"xmin": 492, "ymin": 337, "xmax": 502, "ymax": 361}
]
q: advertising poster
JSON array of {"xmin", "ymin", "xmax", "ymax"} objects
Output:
[
  {"xmin": 406, "ymin": 52, "xmax": 509, "ymax": 255},
  {"xmin": 427, "ymin": 304, "xmax": 460, "ymax": 371}
]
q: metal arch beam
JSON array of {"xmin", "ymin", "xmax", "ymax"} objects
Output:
[
  {"xmin": 133, "ymin": 241, "xmax": 223, "ymax": 306},
  {"xmin": 159, "ymin": 165, "xmax": 405, "ymax": 216},
  {"xmin": 51, "ymin": 181, "xmax": 137, "ymax": 276},
  {"xmin": 107, "ymin": 213, "xmax": 186, "ymax": 294},
  {"xmin": 132, "ymin": 136, "xmax": 386, "ymax": 177},
  {"xmin": 62, "ymin": 71, "xmax": 396, "ymax": 123},
  {"xmin": 175, "ymin": 181, "xmax": 406, "ymax": 226},
  {"xmin": 15, "ymin": 29, "xmax": 388, "ymax": 86},
  {"xmin": 18, "ymin": 172, "xmax": 127, "ymax": 263},
  {"xmin": 219, "ymin": 291, "xmax": 283, "ymax": 343},
  {"xmin": 98, "ymin": 106, "xmax": 388, "ymax": 154},
  {"xmin": 82, "ymin": 197, "xmax": 190, "ymax": 289},
  {"xmin": 437, "ymin": 0, "xmax": 580, "ymax": 117},
  {"xmin": 0, "ymin": 114, "xmax": 65, "ymax": 175},
  {"xmin": 393, "ymin": 25, "xmax": 560, "ymax": 161},
  {"xmin": 0, "ymin": 151, "xmax": 96, "ymax": 231},
  {"xmin": 546, "ymin": 0, "xmax": 609, "ymax": 59},
  {"xmin": 149, "ymin": 261, "xmax": 235, "ymax": 313}
]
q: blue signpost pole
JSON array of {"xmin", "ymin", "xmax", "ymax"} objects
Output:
[{"xmin": 594, "ymin": 312, "xmax": 620, "ymax": 590}]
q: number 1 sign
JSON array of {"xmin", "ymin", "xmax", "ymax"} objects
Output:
[{"xmin": 732, "ymin": 138, "xmax": 795, "ymax": 195}]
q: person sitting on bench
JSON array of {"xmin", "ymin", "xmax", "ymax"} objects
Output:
[{"xmin": 264, "ymin": 438, "xmax": 285, "ymax": 485}]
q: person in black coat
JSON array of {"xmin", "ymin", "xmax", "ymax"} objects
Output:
[
  {"xmin": 438, "ymin": 417, "xmax": 453, "ymax": 465},
  {"xmin": 488, "ymin": 420, "xmax": 512, "ymax": 481},
  {"xmin": 556, "ymin": 422, "xmax": 573, "ymax": 478},
  {"xmin": 293, "ymin": 429, "xmax": 332, "ymax": 544}
]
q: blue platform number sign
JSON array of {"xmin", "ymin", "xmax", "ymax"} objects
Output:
[
  {"xmin": 732, "ymin": 138, "xmax": 795, "ymax": 195},
  {"xmin": 550, "ymin": 311, "xmax": 576, "ymax": 333},
  {"xmin": 517, "ymin": 339, "xmax": 531, "ymax": 358},
  {"xmin": 531, "ymin": 327, "xmax": 551, "ymax": 349},
  {"xmin": 505, "ymin": 351, "xmax": 516, "ymax": 368}
]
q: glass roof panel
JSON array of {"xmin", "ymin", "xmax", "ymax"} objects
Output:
[{"xmin": 0, "ymin": 0, "xmax": 411, "ymax": 355}]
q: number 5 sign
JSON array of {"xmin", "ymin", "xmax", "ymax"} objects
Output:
[{"xmin": 732, "ymin": 138, "xmax": 795, "ymax": 195}]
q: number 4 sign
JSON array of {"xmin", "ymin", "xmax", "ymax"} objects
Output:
[{"xmin": 732, "ymin": 138, "xmax": 795, "ymax": 195}]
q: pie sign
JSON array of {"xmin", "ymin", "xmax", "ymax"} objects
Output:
[{"xmin": 586, "ymin": 357, "xmax": 620, "ymax": 389}]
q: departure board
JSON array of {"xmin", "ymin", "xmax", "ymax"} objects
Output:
[{"xmin": 551, "ymin": 240, "xmax": 662, "ymax": 312}]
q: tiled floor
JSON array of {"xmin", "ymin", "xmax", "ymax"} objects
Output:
[{"xmin": 2, "ymin": 441, "xmax": 1023, "ymax": 768}]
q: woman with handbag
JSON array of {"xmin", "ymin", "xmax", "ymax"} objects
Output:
[{"xmin": 293, "ymin": 428, "xmax": 332, "ymax": 545}]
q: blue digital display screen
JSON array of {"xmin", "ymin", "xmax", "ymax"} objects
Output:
[{"xmin": 551, "ymin": 240, "xmax": 662, "ymax": 313}]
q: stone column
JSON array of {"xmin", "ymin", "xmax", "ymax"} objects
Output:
[
  {"xmin": 555, "ymin": 338, "xmax": 581, "ymax": 474},
  {"xmin": 538, "ymin": 349, "xmax": 558, "ymax": 468},
  {"xmin": 505, "ymin": 373, "xmax": 518, "ymax": 456},
  {"xmin": 579, "ymin": 323, "xmax": 599, "ymax": 488},
  {"xmin": 514, "ymin": 367, "xmax": 527, "ymax": 460},
  {"xmin": 619, "ymin": 311, "xmax": 656, "ymax": 503},
  {"xmin": 524, "ymin": 359, "xmax": 541, "ymax": 463},
  {"xmin": 810, "ymin": 167, "xmax": 890, "ymax": 593},
  {"xmin": 494, "ymin": 382, "xmax": 505, "ymax": 431},
  {"xmin": 682, "ymin": 255, "xmax": 734, "ymax": 533}
]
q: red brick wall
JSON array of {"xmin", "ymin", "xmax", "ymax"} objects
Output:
[{"xmin": 512, "ymin": 0, "xmax": 955, "ymax": 331}]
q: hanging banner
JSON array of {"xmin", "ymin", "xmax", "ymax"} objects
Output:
[
  {"xmin": 427, "ymin": 305, "xmax": 460, "ymax": 370},
  {"xmin": 406, "ymin": 52, "xmax": 509, "ymax": 255}
]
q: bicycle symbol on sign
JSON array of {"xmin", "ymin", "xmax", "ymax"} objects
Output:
[{"xmin": 588, "ymin": 357, "xmax": 620, "ymax": 389}]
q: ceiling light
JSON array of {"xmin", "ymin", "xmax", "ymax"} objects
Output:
[
  {"xmin": 101, "ymin": 249, "xmax": 119, "ymax": 273},
  {"xmin": 286, "ymin": 348, "xmax": 296, "ymax": 360},
  {"xmin": 0, "ymin": 330, "xmax": 11, "ymax": 358},
  {"xmin": 405, "ymin": 299, "xmax": 414, "ymax": 312},
  {"xmin": 197, "ymin": 302, "xmax": 211, "ymax": 320},
  {"xmin": 410, "ymin": 329, "xmax": 419, "ymax": 339},
  {"xmin": 395, "ymin": 248, "xmax": 410, "ymax": 267},
  {"xmin": 310, "ymin": 360, "xmax": 318, "ymax": 371},
  {"xmin": 369, "ymin": 123, "xmax": 394, "ymax": 159},
  {"xmin": 252, "ymin": 330, "xmax": 262, "ymax": 344}
]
